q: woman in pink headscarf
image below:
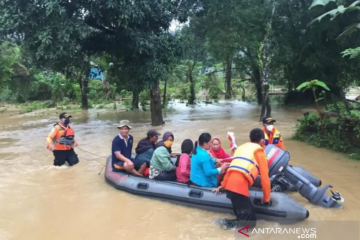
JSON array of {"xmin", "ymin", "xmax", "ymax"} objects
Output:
[{"xmin": 209, "ymin": 137, "xmax": 231, "ymax": 161}]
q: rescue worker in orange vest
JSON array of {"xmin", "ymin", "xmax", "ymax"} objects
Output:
[
  {"xmin": 46, "ymin": 112, "xmax": 79, "ymax": 166},
  {"xmin": 261, "ymin": 116, "xmax": 285, "ymax": 150},
  {"xmin": 213, "ymin": 128, "xmax": 271, "ymax": 230}
]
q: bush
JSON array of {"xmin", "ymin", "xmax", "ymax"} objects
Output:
[
  {"xmin": 0, "ymin": 88, "xmax": 17, "ymax": 102},
  {"xmin": 292, "ymin": 111, "xmax": 360, "ymax": 160}
]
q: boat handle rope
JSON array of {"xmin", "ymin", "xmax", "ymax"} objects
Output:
[{"xmin": 76, "ymin": 146, "xmax": 107, "ymax": 175}]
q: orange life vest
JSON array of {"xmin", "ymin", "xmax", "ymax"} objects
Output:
[
  {"xmin": 228, "ymin": 142, "xmax": 262, "ymax": 186},
  {"xmin": 262, "ymin": 127, "xmax": 282, "ymax": 147},
  {"xmin": 47, "ymin": 123, "xmax": 75, "ymax": 150}
]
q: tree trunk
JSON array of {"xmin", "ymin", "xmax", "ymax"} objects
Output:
[
  {"xmin": 150, "ymin": 81, "xmax": 164, "ymax": 126},
  {"xmin": 260, "ymin": 84, "xmax": 270, "ymax": 120},
  {"xmin": 260, "ymin": 41, "xmax": 271, "ymax": 121},
  {"xmin": 266, "ymin": 92, "xmax": 271, "ymax": 117},
  {"xmin": 241, "ymin": 86, "xmax": 246, "ymax": 100},
  {"xmin": 132, "ymin": 89, "xmax": 139, "ymax": 109},
  {"xmin": 187, "ymin": 60, "xmax": 196, "ymax": 105},
  {"xmin": 225, "ymin": 57, "xmax": 232, "ymax": 99},
  {"xmin": 189, "ymin": 78, "xmax": 195, "ymax": 104},
  {"xmin": 163, "ymin": 78, "xmax": 167, "ymax": 106},
  {"xmin": 260, "ymin": 4, "xmax": 276, "ymax": 118},
  {"xmin": 79, "ymin": 76, "xmax": 88, "ymax": 110},
  {"xmin": 253, "ymin": 67, "xmax": 262, "ymax": 105}
]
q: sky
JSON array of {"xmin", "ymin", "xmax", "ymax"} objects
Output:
[{"xmin": 169, "ymin": 19, "xmax": 188, "ymax": 32}]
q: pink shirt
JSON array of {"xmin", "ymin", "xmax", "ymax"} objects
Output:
[{"xmin": 176, "ymin": 153, "xmax": 191, "ymax": 183}]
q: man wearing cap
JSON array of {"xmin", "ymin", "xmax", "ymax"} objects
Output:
[
  {"xmin": 133, "ymin": 130, "xmax": 161, "ymax": 168},
  {"xmin": 261, "ymin": 116, "xmax": 285, "ymax": 150},
  {"xmin": 112, "ymin": 120, "xmax": 146, "ymax": 176},
  {"xmin": 46, "ymin": 112, "xmax": 79, "ymax": 166}
]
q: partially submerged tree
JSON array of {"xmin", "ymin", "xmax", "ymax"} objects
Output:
[{"xmin": 178, "ymin": 21, "xmax": 207, "ymax": 105}]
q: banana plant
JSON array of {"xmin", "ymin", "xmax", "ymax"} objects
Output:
[
  {"xmin": 309, "ymin": 0, "xmax": 360, "ymax": 39},
  {"xmin": 297, "ymin": 80, "xmax": 330, "ymax": 131}
]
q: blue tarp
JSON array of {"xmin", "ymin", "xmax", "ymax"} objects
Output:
[{"xmin": 90, "ymin": 68, "xmax": 104, "ymax": 80}]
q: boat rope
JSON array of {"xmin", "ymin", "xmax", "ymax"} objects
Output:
[
  {"xmin": 76, "ymin": 147, "xmax": 107, "ymax": 176},
  {"xmin": 76, "ymin": 147, "xmax": 106, "ymax": 169},
  {"xmin": 76, "ymin": 147, "xmax": 108, "ymax": 159}
]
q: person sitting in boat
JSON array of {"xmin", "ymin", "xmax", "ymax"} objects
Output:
[
  {"xmin": 111, "ymin": 120, "xmax": 146, "ymax": 177},
  {"xmin": 209, "ymin": 137, "xmax": 232, "ymax": 161},
  {"xmin": 261, "ymin": 116, "xmax": 285, "ymax": 150},
  {"xmin": 209, "ymin": 137, "xmax": 235, "ymax": 187},
  {"xmin": 175, "ymin": 139, "xmax": 194, "ymax": 184},
  {"xmin": 133, "ymin": 130, "xmax": 161, "ymax": 168},
  {"xmin": 149, "ymin": 132, "xmax": 177, "ymax": 181},
  {"xmin": 190, "ymin": 133, "xmax": 229, "ymax": 187},
  {"xmin": 213, "ymin": 128, "xmax": 271, "ymax": 230}
]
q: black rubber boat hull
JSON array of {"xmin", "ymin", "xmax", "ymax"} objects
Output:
[{"xmin": 105, "ymin": 156, "xmax": 309, "ymax": 223}]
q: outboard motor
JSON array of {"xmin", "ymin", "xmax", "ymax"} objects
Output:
[
  {"xmin": 290, "ymin": 166, "xmax": 321, "ymax": 188},
  {"xmin": 254, "ymin": 144, "xmax": 344, "ymax": 209},
  {"xmin": 253, "ymin": 145, "xmax": 321, "ymax": 191}
]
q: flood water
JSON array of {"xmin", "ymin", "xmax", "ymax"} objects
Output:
[{"xmin": 0, "ymin": 100, "xmax": 360, "ymax": 240}]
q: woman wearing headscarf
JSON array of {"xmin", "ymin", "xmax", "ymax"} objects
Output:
[
  {"xmin": 209, "ymin": 137, "xmax": 231, "ymax": 160},
  {"xmin": 190, "ymin": 133, "xmax": 229, "ymax": 187},
  {"xmin": 175, "ymin": 139, "xmax": 194, "ymax": 184},
  {"xmin": 149, "ymin": 132, "xmax": 177, "ymax": 181}
]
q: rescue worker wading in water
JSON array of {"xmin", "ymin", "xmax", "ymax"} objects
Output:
[
  {"xmin": 261, "ymin": 116, "xmax": 285, "ymax": 150},
  {"xmin": 213, "ymin": 128, "xmax": 271, "ymax": 230},
  {"xmin": 46, "ymin": 112, "xmax": 79, "ymax": 166}
]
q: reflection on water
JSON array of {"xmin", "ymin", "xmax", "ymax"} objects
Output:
[{"xmin": 0, "ymin": 100, "xmax": 360, "ymax": 240}]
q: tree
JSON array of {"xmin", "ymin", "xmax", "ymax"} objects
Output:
[
  {"xmin": 195, "ymin": 0, "xmax": 272, "ymax": 104},
  {"xmin": 307, "ymin": 0, "xmax": 360, "ymax": 110},
  {"xmin": 179, "ymin": 22, "xmax": 207, "ymax": 104},
  {"xmin": 0, "ymin": 0, "xmax": 93, "ymax": 108},
  {"xmin": 259, "ymin": 3, "xmax": 277, "ymax": 121},
  {"xmin": 0, "ymin": 41, "xmax": 21, "ymax": 88},
  {"xmin": 0, "ymin": 0, "xmax": 200, "ymax": 125}
]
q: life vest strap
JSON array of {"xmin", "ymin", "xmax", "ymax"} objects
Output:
[
  {"xmin": 228, "ymin": 166, "xmax": 256, "ymax": 182},
  {"xmin": 232, "ymin": 156, "xmax": 260, "ymax": 171}
]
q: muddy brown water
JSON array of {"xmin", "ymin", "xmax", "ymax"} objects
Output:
[{"xmin": 0, "ymin": 100, "xmax": 359, "ymax": 240}]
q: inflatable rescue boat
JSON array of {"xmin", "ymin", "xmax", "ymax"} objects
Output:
[
  {"xmin": 104, "ymin": 156, "xmax": 309, "ymax": 223},
  {"xmin": 252, "ymin": 144, "xmax": 344, "ymax": 208}
]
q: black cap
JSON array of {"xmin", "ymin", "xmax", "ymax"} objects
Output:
[
  {"xmin": 147, "ymin": 130, "xmax": 161, "ymax": 137},
  {"xmin": 262, "ymin": 116, "xmax": 276, "ymax": 124},
  {"xmin": 59, "ymin": 112, "xmax": 72, "ymax": 119}
]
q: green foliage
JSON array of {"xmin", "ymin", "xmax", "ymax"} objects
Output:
[
  {"xmin": 293, "ymin": 104, "xmax": 360, "ymax": 160},
  {"xmin": 309, "ymin": 0, "xmax": 336, "ymax": 8},
  {"xmin": 0, "ymin": 88, "xmax": 16, "ymax": 102},
  {"xmin": 199, "ymin": 70, "xmax": 222, "ymax": 99},
  {"xmin": 139, "ymin": 90, "xmax": 150, "ymax": 110},
  {"xmin": 0, "ymin": 0, "xmax": 197, "ymax": 113},
  {"xmin": 0, "ymin": 41, "xmax": 21, "ymax": 88},
  {"xmin": 296, "ymin": 79, "xmax": 331, "ymax": 93},
  {"xmin": 19, "ymin": 100, "xmax": 55, "ymax": 114},
  {"xmin": 341, "ymin": 47, "xmax": 360, "ymax": 59}
]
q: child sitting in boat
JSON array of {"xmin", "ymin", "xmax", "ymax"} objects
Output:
[{"xmin": 175, "ymin": 139, "xmax": 194, "ymax": 184}]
